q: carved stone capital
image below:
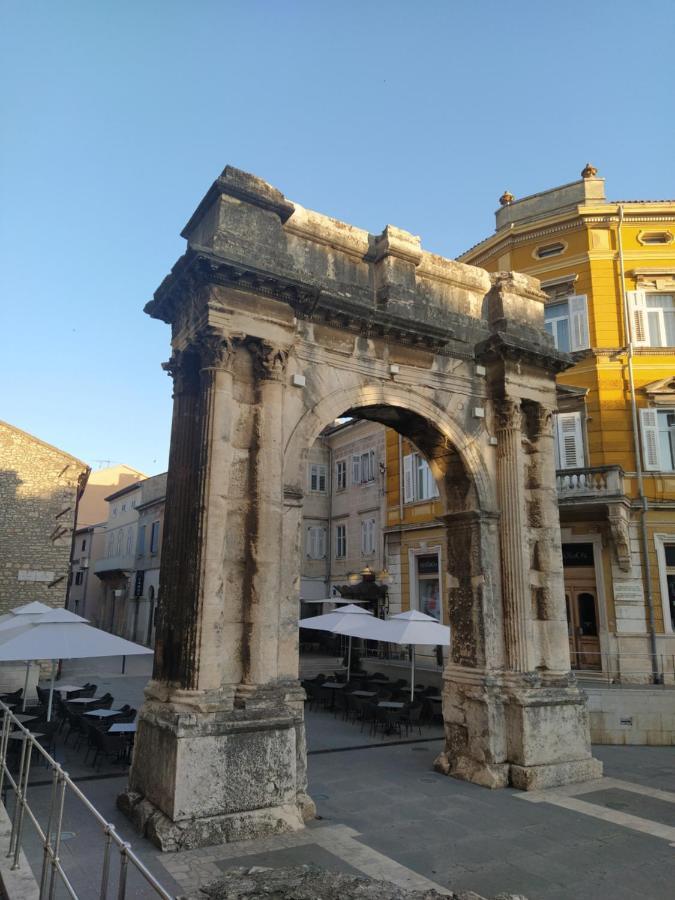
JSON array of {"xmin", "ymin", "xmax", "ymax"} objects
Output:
[
  {"xmin": 197, "ymin": 332, "xmax": 241, "ymax": 372},
  {"xmin": 251, "ymin": 339, "xmax": 290, "ymax": 381},
  {"xmin": 161, "ymin": 348, "xmax": 200, "ymax": 394},
  {"xmin": 494, "ymin": 398, "xmax": 522, "ymax": 432}
]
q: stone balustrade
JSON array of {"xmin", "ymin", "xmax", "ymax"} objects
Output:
[{"xmin": 556, "ymin": 465, "xmax": 625, "ymax": 500}]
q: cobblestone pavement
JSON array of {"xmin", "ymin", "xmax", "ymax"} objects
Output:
[{"xmin": 11, "ymin": 660, "xmax": 675, "ymax": 898}]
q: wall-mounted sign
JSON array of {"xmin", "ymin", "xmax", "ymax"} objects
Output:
[
  {"xmin": 18, "ymin": 570, "xmax": 55, "ymax": 582},
  {"xmin": 562, "ymin": 544, "xmax": 594, "ymax": 568}
]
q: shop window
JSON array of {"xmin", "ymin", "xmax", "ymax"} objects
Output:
[
  {"xmin": 641, "ymin": 408, "xmax": 675, "ymax": 471},
  {"xmin": 544, "ymin": 296, "xmax": 590, "ymax": 352},
  {"xmin": 415, "ymin": 553, "xmax": 441, "ymax": 621}
]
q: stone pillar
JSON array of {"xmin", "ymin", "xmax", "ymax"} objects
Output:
[
  {"xmin": 242, "ymin": 341, "xmax": 288, "ymax": 688},
  {"xmin": 119, "ymin": 334, "xmax": 310, "ymax": 851},
  {"xmin": 495, "ymin": 399, "xmax": 531, "ymax": 673}
]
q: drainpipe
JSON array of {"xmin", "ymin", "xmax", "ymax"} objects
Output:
[
  {"xmin": 617, "ymin": 205, "xmax": 660, "ymax": 682},
  {"xmin": 326, "ymin": 445, "xmax": 333, "ymax": 597}
]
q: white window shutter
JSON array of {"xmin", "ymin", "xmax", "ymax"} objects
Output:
[
  {"xmin": 319, "ymin": 527, "xmax": 327, "ymax": 559},
  {"xmin": 403, "ymin": 453, "xmax": 414, "ymax": 502},
  {"xmin": 640, "ymin": 408, "xmax": 660, "ymax": 470},
  {"xmin": 306, "ymin": 527, "xmax": 313, "ymax": 558},
  {"xmin": 556, "ymin": 412, "xmax": 584, "ymax": 469},
  {"xmin": 568, "ymin": 295, "xmax": 590, "ymax": 351},
  {"xmin": 352, "ymin": 455, "xmax": 360, "ymax": 486},
  {"xmin": 627, "ymin": 290, "xmax": 649, "ymax": 347}
]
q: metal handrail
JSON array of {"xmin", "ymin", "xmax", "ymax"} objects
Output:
[{"xmin": 0, "ymin": 701, "xmax": 174, "ymax": 899}]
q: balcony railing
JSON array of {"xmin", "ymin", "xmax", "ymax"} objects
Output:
[{"xmin": 556, "ymin": 465, "xmax": 625, "ymax": 500}]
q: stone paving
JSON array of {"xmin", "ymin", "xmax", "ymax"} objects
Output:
[{"xmin": 7, "ymin": 660, "xmax": 675, "ymax": 898}]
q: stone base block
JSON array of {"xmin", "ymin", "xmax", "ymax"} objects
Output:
[
  {"xmin": 509, "ymin": 756, "xmax": 603, "ymax": 791},
  {"xmin": 438, "ymin": 752, "xmax": 510, "ymax": 789},
  {"xmin": 118, "ymin": 788, "xmax": 304, "ymax": 852}
]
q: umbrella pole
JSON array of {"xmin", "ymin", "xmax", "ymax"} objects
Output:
[
  {"xmin": 22, "ymin": 662, "xmax": 30, "ymax": 712},
  {"xmin": 410, "ymin": 646, "xmax": 415, "ymax": 703},
  {"xmin": 347, "ymin": 636, "xmax": 352, "ymax": 683},
  {"xmin": 46, "ymin": 660, "xmax": 57, "ymax": 723}
]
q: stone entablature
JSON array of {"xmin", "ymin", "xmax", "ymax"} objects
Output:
[{"xmin": 121, "ymin": 167, "xmax": 601, "ymax": 851}]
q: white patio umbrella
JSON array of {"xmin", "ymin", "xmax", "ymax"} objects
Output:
[
  {"xmin": 0, "ymin": 604, "xmax": 89, "ymax": 710},
  {"xmin": 378, "ymin": 610, "xmax": 450, "ymax": 701},
  {"xmin": 0, "ymin": 613, "xmax": 153, "ymax": 720},
  {"xmin": 299, "ymin": 603, "xmax": 387, "ymax": 681}
]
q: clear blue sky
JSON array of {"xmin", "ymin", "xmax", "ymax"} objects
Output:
[{"xmin": 2, "ymin": 1, "xmax": 673, "ymax": 475}]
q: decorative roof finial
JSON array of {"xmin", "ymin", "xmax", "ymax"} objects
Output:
[
  {"xmin": 581, "ymin": 163, "xmax": 598, "ymax": 179},
  {"xmin": 499, "ymin": 190, "xmax": 515, "ymax": 207}
]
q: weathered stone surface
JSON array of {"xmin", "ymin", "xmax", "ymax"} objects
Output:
[
  {"xmin": 186, "ymin": 866, "xmax": 510, "ymax": 900},
  {"xmin": 124, "ymin": 166, "xmax": 602, "ymax": 849}
]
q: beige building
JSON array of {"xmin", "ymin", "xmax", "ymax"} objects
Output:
[
  {"xmin": 300, "ymin": 419, "xmax": 387, "ymax": 606},
  {"xmin": 130, "ymin": 472, "xmax": 167, "ymax": 645},
  {"xmin": 76, "ymin": 463, "xmax": 146, "ymax": 527},
  {"xmin": 0, "ymin": 420, "xmax": 89, "ymax": 614}
]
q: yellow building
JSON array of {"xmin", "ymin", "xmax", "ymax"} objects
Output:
[
  {"xmin": 385, "ymin": 168, "xmax": 675, "ymax": 680},
  {"xmin": 460, "ymin": 167, "xmax": 675, "ymax": 679}
]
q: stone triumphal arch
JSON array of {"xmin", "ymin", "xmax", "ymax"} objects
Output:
[{"xmin": 120, "ymin": 167, "xmax": 601, "ymax": 850}]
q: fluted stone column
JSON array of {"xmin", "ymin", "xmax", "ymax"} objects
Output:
[
  {"xmin": 242, "ymin": 341, "xmax": 287, "ymax": 688},
  {"xmin": 495, "ymin": 398, "xmax": 531, "ymax": 673}
]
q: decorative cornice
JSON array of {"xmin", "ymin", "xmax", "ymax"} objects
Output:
[
  {"xmin": 476, "ymin": 331, "xmax": 572, "ymax": 374},
  {"xmin": 147, "ymin": 249, "xmax": 461, "ymax": 353}
]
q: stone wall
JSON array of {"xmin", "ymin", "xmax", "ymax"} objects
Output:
[
  {"xmin": 0, "ymin": 421, "xmax": 89, "ymax": 614},
  {"xmin": 585, "ymin": 684, "xmax": 675, "ymax": 745}
]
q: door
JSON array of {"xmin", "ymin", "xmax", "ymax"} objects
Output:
[{"xmin": 565, "ymin": 580, "xmax": 601, "ymax": 670}]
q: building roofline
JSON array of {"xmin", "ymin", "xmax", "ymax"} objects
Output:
[
  {"xmin": 0, "ymin": 419, "xmax": 89, "ymax": 470},
  {"xmin": 104, "ymin": 481, "xmax": 144, "ymax": 503}
]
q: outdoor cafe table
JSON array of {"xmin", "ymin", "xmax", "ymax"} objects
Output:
[
  {"xmin": 377, "ymin": 701, "xmax": 405, "ymax": 709},
  {"xmin": 428, "ymin": 695, "xmax": 442, "ymax": 702},
  {"xmin": 321, "ymin": 682, "xmax": 346, "ymax": 709},
  {"xmin": 67, "ymin": 697, "xmax": 104, "ymax": 705},
  {"xmin": 53, "ymin": 684, "xmax": 85, "ymax": 695},
  {"xmin": 85, "ymin": 708, "xmax": 122, "ymax": 719},
  {"xmin": 8, "ymin": 731, "xmax": 44, "ymax": 740},
  {"xmin": 13, "ymin": 714, "xmax": 38, "ymax": 724},
  {"xmin": 108, "ymin": 722, "xmax": 136, "ymax": 733},
  {"xmin": 350, "ymin": 690, "xmax": 377, "ymax": 698}
]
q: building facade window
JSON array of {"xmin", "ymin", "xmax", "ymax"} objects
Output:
[
  {"xmin": 126, "ymin": 529, "xmax": 133, "ymax": 555},
  {"xmin": 554, "ymin": 411, "xmax": 585, "ymax": 469},
  {"xmin": 641, "ymin": 408, "xmax": 675, "ymax": 471},
  {"xmin": 361, "ymin": 518, "xmax": 376, "ymax": 556},
  {"xmin": 655, "ymin": 535, "xmax": 675, "ymax": 633},
  {"xmin": 414, "ymin": 552, "xmax": 441, "ymax": 621},
  {"xmin": 535, "ymin": 241, "xmax": 565, "ymax": 259},
  {"xmin": 403, "ymin": 452, "xmax": 439, "ymax": 503},
  {"xmin": 306, "ymin": 526, "xmax": 327, "ymax": 559},
  {"xmin": 628, "ymin": 291, "xmax": 675, "ymax": 347},
  {"xmin": 309, "ymin": 463, "xmax": 327, "ymax": 493},
  {"xmin": 335, "ymin": 460, "xmax": 347, "ymax": 491},
  {"xmin": 335, "ymin": 523, "xmax": 347, "ymax": 559},
  {"xmin": 544, "ymin": 295, "xmax": 589, "ymax": 352},
  {"xmin": 75, "ymin": 571, "xmax": 84, "ymax": 585},
  {"xmin": 352, "ymin": 449, "xmax": 376, "ymax": 485},
  {"xmin": 115, "ymin": 530, "xmax": 122, "ymax": 555},
  {"xmin": 137, "ymin": 525, "xmax": 146, "ymax": 556},
  {"xmin": 150, "ymin": 521, "xmax": 161, "ymax": 554},
  {"xmin": 81, "ymin": 539, "xmax": 86, "ymax": 551}
]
